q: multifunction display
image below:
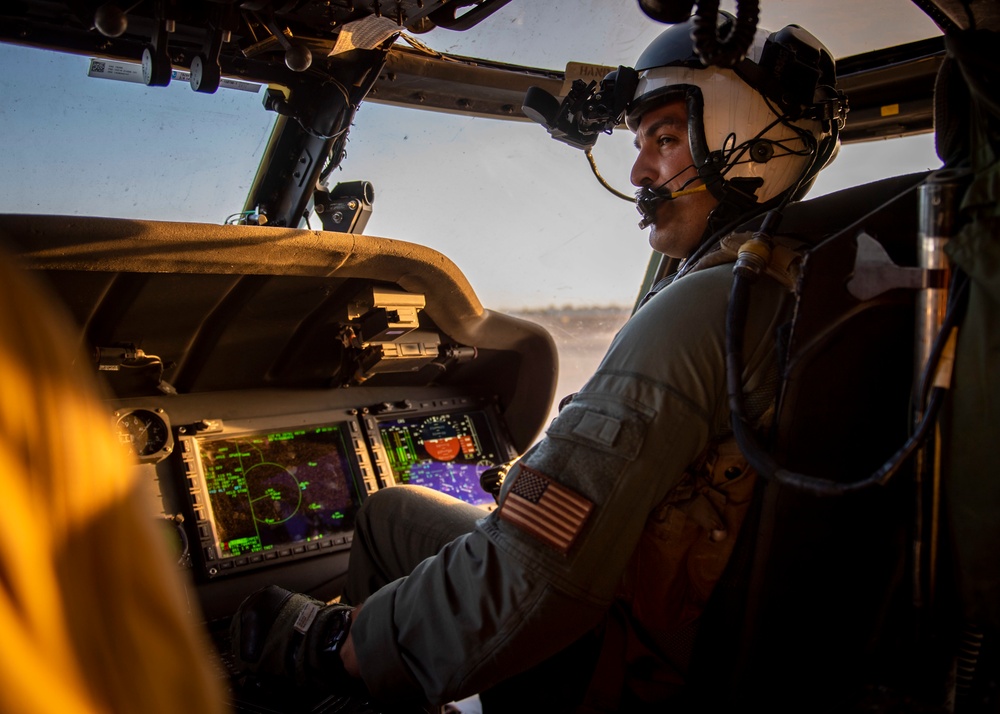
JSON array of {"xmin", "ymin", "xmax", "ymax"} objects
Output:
[
  {"xmin": 182, "ymin": 421, "xmax": 369, "ymax": 577},
  {"xmin": 373, "ymin": 409, "xmax": 509, "ymax": 507}
]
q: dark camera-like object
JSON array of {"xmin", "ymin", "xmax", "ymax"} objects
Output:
[
  {"xmin": 314, "ymin": 180, "xmax": 375, "ymax": 234},
  {"xmin": 522, "ymin": 66, "xmax": 639, "ymax": 151}
]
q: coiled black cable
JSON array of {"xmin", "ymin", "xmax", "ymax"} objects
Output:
[
  {"xmin": 690, "ymin": 0, "xmax": 761, "ymax": 68},
  {"xmin": 726, "ymin": 235, "xmax": 970, "ymax": 496}
]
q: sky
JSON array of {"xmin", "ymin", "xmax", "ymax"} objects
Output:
[{"xmin": 0, "ymin": 0, "xmax": 944, "ymax": 311}]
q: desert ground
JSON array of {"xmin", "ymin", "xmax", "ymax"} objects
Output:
[{"xmin": 511, "ymin": 306, "xmax": 632, "ymax": 430}]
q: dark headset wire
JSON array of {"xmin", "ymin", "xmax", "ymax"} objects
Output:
[
  {"xmin": 724, "ymin": 180, "xmax": 968, "ymax": 496},
  {"xmin": 585, "ymin": 148, "xmax": 636, "ymax": 202}
]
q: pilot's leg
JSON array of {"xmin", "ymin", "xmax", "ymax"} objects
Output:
[
  {"xmin": 342, "ymin": 485, "xmax": 487, "ymax": 604},
  {"xmin": 344, "ymin": 484, "xmax": 603, "ymax": 713}
]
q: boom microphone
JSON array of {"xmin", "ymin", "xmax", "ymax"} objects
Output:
[{"xmin": 636, "ymin": 184, "xmax": 709, "ymax": 228}]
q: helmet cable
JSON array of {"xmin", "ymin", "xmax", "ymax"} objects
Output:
[{"xmin": 584, "ymin": 148, "xmax": 635, "ymax": 202}]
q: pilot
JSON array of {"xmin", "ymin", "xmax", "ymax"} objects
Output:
[{"xmin": 230, "ymin": 12, "xmax": 845, "ymax": 712}]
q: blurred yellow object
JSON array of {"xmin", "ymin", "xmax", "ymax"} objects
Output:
[{"xmin": 0, "ymin": 244, "xmax": 229, "ymax": 714}]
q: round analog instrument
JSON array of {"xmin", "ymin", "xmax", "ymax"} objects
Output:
[{"xmin": 115, "ymin": 409, "xmax": 171, "ymax": 460}]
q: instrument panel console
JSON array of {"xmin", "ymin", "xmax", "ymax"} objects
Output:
[{"xmin": 117, "ymin": 390, "xmax": 518, "ymax": 585}]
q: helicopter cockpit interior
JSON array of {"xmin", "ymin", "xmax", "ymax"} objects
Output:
[
  {"xmin": 2, "ymin": 3, "xmax": 560, "ymax": 711},
  {"xmin": 1, "ymin": 0, "xmax": 997, "ymax": 712}
]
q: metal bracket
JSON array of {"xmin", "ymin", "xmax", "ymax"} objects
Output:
[{"xmin": 847, "ymin": 231, "xmax": 945, "ymax": 301}]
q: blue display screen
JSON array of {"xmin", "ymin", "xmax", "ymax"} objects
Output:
[{"xmin": 376, "ymin": 410, "xmax": 503, "ymax": 507}]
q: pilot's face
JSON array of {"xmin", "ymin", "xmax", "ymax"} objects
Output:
[{"xmin": 630, "ymin": 99, "xmax": 719, "ymax": 259}]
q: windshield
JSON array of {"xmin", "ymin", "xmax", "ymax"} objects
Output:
[
  {"xmin": 1, "ymin": 45, "xmax": 274, "ymax": 223},
  {"xmin": 0, "ymin": 0, "xmax": 944, "ymax": 417}
]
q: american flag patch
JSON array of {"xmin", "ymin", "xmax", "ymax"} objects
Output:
[{"xmin": 498, "ymin": 466, "xmax": 593, "ymax": 554}]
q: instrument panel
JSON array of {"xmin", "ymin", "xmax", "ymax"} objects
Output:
[{"xmin": 113, "ymin": 388, "xmax": 518, "ymax": 588}]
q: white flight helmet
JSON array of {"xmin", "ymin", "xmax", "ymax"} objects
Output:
[{"xmin": 626, "ymin": 11, "xmax": 846, "ymax": 206}]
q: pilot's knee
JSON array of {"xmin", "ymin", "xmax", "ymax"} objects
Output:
[
  {"xmin": 352, "ymin": 486, "xmax": 438, "ymax": 560},
  {"xmin": 357, "ymin": 484, "xmax": 429, "ymax": 527},
  {"xmin": 358, "ymin": 484, "xmax": 458, "ymax": 526}
]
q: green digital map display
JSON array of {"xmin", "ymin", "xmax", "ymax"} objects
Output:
[{"xmin": 197, "ymin": 425, "xmax": 362, "ymax": 558}]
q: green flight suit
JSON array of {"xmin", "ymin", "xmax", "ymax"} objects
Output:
[{"xmin": 344, "ymin": 259, "xmax": 791, "ymax": 709}]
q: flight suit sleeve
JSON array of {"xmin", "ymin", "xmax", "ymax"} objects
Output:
[{"xmin": 349, "ymin": 265, "xmax": 790, "ymax": 705}]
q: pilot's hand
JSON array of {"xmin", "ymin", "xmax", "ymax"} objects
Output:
[{"xmin": 230, "ymin": 584, "xmax": 358, "ymax": 691}]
